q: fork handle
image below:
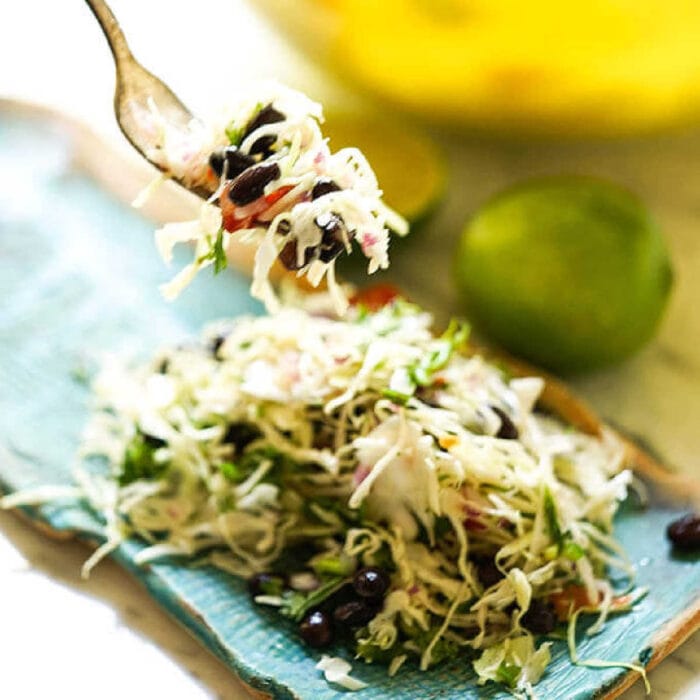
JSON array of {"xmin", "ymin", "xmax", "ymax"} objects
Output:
[{"xmin": 84, "ymin": 0, "xmax": 133, "ymax": 65}]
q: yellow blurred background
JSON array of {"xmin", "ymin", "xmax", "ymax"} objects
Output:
[
  {"xmin": 0, "ymin": 2, "xmax": 699, "ymax": 699},
  {"xmin": 257, "ymin": 0, "xmax": 700, "ymax": 135}
]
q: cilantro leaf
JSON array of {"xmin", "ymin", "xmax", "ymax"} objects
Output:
[
  {"xmin": 118, "ymin": 432, "xmax": 168, "ymax": 486},
  {"xmin": 496, "ymin": 661, "xmax": 522, "ymax": 688},
  {"xmin": 561, "ymin": 540, "xmax": 585, "ymax": 561},
  {"xmin": 408, "ymin": 319, "xmax": 469, "ymax": 387},
  {"xmin": 218, "ymin": 461, "xmax": 245, "ymax": 483},
  {"xmin": 381, "ymin": 388, "xmax": 412, "ymax": 405},
  {"xmin": 225, "ymin": 123, "xmax": 243, "ymax": 146},
  {"xmin": 408, "ymin": 627, "xmax": 460, "ymax": 665},
  {"xmin": 355, "ymin": 639, "xmax": 400, "ymax": 664},
  {"xmin": 280, "ymin": 576, "xmax": 347, "ymax": 621},
  {"xmin": 195, "ymin": 228, "xmax": 228, "ymax": 275},
  {"xmin": 239, "ymin": 446, "xmax": 297, "ymax": 485},
  {"xmin": 355, "ymin": 638, "xmax": 398, "ymax": 664},
  {"xmin": 311, "ymin": 554, "xmax": 356, "ymax": 577},
  {"xmin": 544, "ymin": 487, "xmax": 587, "ymax": 560},
  {"xmin": 543, "ymin": 486, "xmax": 563, "ymax": 546},
  {"xmin": 213, "ymin": 228, "xmax": 228, "ymax": 274}
]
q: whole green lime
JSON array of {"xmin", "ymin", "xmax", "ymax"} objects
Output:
[{"xmin": 454, "ymin": 177, "xmax": 673, "ymax": 373}]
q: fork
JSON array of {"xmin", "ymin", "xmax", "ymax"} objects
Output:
[{"xmin": 84, "ymin": 0, "xmax": 214, "ymax": 200}]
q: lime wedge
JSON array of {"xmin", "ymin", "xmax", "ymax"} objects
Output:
[{"xmin": 322, "ymin": 111, "xmax": 446, "ymax": 226}]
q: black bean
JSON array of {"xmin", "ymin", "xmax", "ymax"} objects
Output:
[
  {"xmin": 275, "ymin": 219, "xmax": 292, "ymax": 237},
  {"xmin": 223, "ymin": 422, "xmax": 262, "ymax": 453},
  {"xmin": 210, "ymin": 146, "xmax": 255, "ymax": 180},
  {"xmin": 312, "ymin": 421, "xmax": 336, "ymax": 450},
  {"xmin": 208, "ymin": 149, "xmax": 225, "ymax": 177},
  {"xmin": 243, "ymin": 104, "xmax": 285, "ymax": 140},
  {"xmin": 667, "ymin": 513, "xmax": 700, "ymax": 550},
  {"xmin": 520, "ymin": 599, "xmax": 557, "ymax": 635},
  {"xmin": 299, "ymin": 610, "xmax": 333, "ymax": 648},
  {"xmin": 142, "ymin": 433, "xmax": 167, "ymax": 449},
  {"xmin": 319, "ymin": 239, "xmax": 345, "ymax": 263},
  {"xmin": 248, "ymin": 134, "xmax": 277, "ymax": 158},
  {"xmin": 321, "ymin": 582, "xmax": 356, "ymax": 609},
  {"xmin": 311, "ymin": 178, "xmax": 341, "ymax": 200},
  {"xmin": 278, "ymin": 239, "xmax": 316, "ymax": 271},
  {"xmin": 210, "ymin": 333, "xmax": 228, "ymax": 357},
  {"xmin": 228, "ymin": 162, "xmax": 281, "ymax": 205},
  {"xmin": 474, "ymin": 557, "xmax": 504, "ymax": 589},
  {"xmin": 316, "ymin": 212, "xmax": 351, "ymax": 263},
  {"xmin": 415, "ymin": 386, "xmax": 441, "ymax": 408},
  {"xmin": 353, "ymin": 567, "xmax": 389, "ymax": 599},
  {"xmin": 491, "ymin": 405, "xmax": 519, "ymax": 440},
  {"xmin": 248, "ymin": 572, "xmax": 286, "ymax": 597},
  {"xmin": 223, "ymin": 147, "xmax": 256, "ymax": 180},
  {"xmin": 333, "ymin": 600, "xmax": 377, "ymax": 628}
]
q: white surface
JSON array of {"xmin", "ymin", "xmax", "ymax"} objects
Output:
[{"xmin": 0, "ymin": 1, "xmax": 698, "ymax": 698}]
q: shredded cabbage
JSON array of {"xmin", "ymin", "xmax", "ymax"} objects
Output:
[
  {"xmin": 473, "ymin": 634, "xmax": 552, "ymax": 696},
  {"xmin": 146, "ymin": 82, "xmax": 408, "ymax": 314},
  {"xmin": 316, "ymin": 655, "xmax": 368, "ymax": 691},
  {"xmin": 2, "ymin": 294, "xmax": 641, "ymax": 693}
]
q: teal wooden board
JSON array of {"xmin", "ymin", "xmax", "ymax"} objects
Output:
[{"xmin": 0, "ymin": 111, "xmax": 698, "ymax": 699}]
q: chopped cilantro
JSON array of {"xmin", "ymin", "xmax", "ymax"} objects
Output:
[
  {"xmin": 434, "ymin": 516, "xmax": 452, "ymax": 539},
  {"xmin": 213, "ymin": 228, "xmax": 228, "ymax": 274},
  {"xmin": 240, "ymin": 446, "xmax": 297, "ymax": 484},
  {"xmin": 118, "ymin": 432, "xmax": 168, "ymax": 486},
  {"xmin": 257, "ymin": 575, "xmax": 286, "ymax": 596},
  {"xmin": 218, "ymin": 461, "xmax": 244, "ymax": 483},
  {"xmin": 311, "ymin": 555, "xmax": 356, "ymax": 577},
  {"xmin": 409, "ymin": 627, "xmax": 460, "ymax": 665},
  {"xmin": 280, "ymin": 576, "xmax": 347, "ymax": 621},
  {"xmin": 70, "ymin": 364, "xmax": 91, "ymax": 386},
  {"xmin": 429, "ymin": 636, "xmax": 461, "ymax": 665},
  {"xmin": 356, "ymin": 639, "xmax": 398, "ymax": 664},
  {"xmin": 195, "ymin": 228, "xmax": 228, "ymax": 275},
  {"xmin": 543, "ymin": 486, "xmax": 563, "ymax": 546},
  {"xmin": 408, "ymin": 319, "xmax": 470, "ymax": 387},
  {"xmin": 354, "ymin": 304, "xmax": 370, "ymax": 321},
  {"xmin": 561, "ymin": 540, "xmax": 585, "ymax": 561},
  {"xmin": 218, "ymin": 494, "xmax": 236, "ymax": 512},
  {"xmin": 496, "ymin": 661, "xmax": 521, "ymax": 688},
  {"xmin": 216, "ymin": 445, "xmax": 296, "ymax": 489},
  {"xmin": 381, "ymin": 388, "xmax": 412, "ymax": 405},
  {"xmin": 544, "ymin": 487, "xmax": 586, "ymax": 560},
  {"xmin": 225, "ymin": 122, "xmax": 243, "ymax": 145},
  {"xmin": 305, "ymin": 495, "xmax": 364, "ymax": 526}
]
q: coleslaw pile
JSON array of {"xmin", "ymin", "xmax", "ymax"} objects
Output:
[
  {"xmin": 65, "ymin": 292, "xmax": 643, "ymax": 695},
  {"xmin": 147, "ymin": 83, "xmax": 408, "ymax": 314}
]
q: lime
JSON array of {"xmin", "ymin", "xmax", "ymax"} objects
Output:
[
  {"xmin": 322, "ymin": 111, "xmax": 446, "ymax": 226},
  {"xmin": 454, "ymin": 177, "xmax": 673, "ymax": 373}
]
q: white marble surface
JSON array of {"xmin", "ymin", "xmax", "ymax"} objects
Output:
[{"xmin": 0, "ymin": 1, "xmax": 698, "ymax": 698}]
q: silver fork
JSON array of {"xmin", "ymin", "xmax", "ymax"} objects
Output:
[{"xmin": 85, "ymin": 0, "xmax": 214, "ymax": 200}]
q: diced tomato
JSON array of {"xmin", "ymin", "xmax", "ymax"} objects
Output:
[
  {"xmin": 463, "ymin": 517, "xmax": 487, "ymax": 531},
  {"xmin": 264, "ymin": 185, "xmax": 295, "ymax": 206},
  {"xmin": 550, "ymin": 584, "xmax": 597, "ymax": 620},
  {"xmin": 220, "ymin": 181, "xmax": 254, "ymax": 232},
  {"xmin": 350, "ymin": 284, "xmax": 401, "ymax": 311},
  {"xmin": 610, "ymin": 593, "xmax": 634, "ymax": 610},
  {"xmin": 220, "ymin": 182, "xmax": 237, "ymax": 232}
]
